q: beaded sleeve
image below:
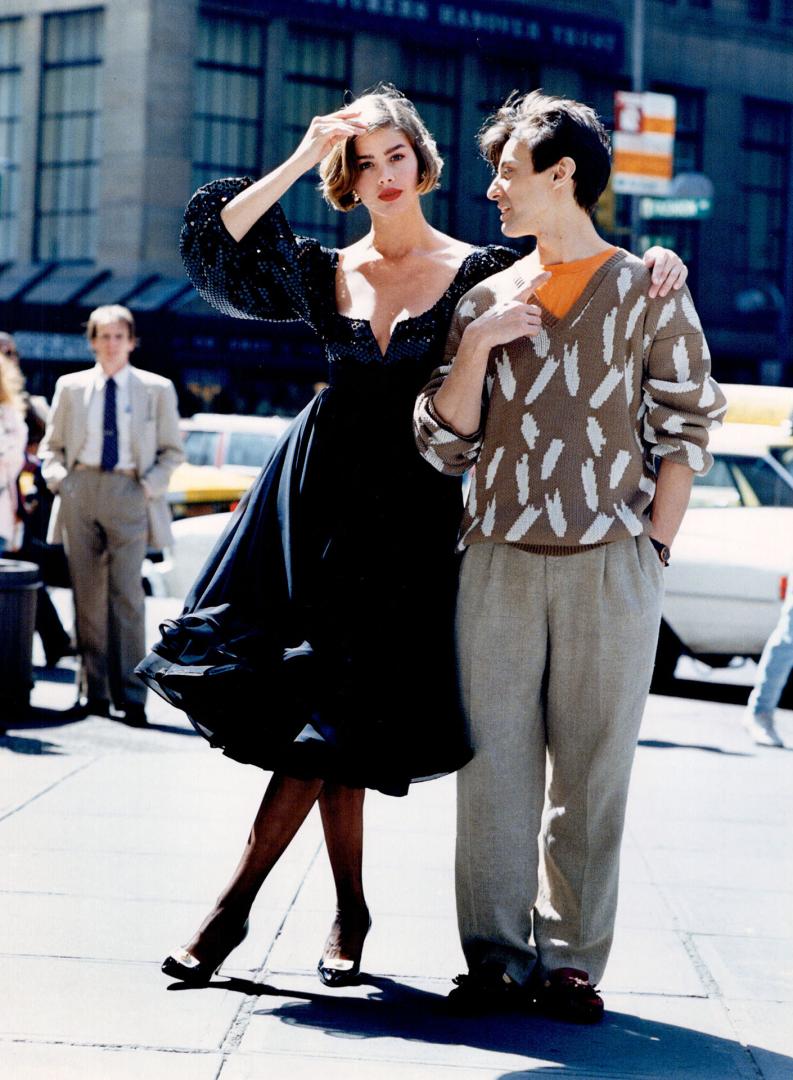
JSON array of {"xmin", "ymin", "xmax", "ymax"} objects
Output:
[{"xmin": 180, "ymin": 177, "xmax": 329, "ymax": 328}]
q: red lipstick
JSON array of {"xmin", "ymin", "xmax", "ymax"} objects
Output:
[{"xmin": 378, "ymin": 188, "xmax": 403, "ymax": 202}]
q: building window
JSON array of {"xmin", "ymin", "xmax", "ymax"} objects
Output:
[
  {"xmin": 0, "ymin": 19, "xmax": 21, "ymax": 262},
  {"xmin": 35, "ymin": 9, "xmax": 103, "ymax": 263},
  {"xmin": 741, "ymin": 98, "xmax": 790, "ymax": 290},
  {"xmin": 192, "ymin": 14, "xmax": 265, "ymax": 192},
  {"xmin": 401, "ymin": 47, "xmax": 459, "ymax": 235},
  {"xmin": 280, "ymin": 27, "xmax": 350, "ymax": 246},
  {"xmin": 747, "ymin": 0, "xmax": 770, "ymax": 18},
  {"xmin": 472, "ymin": 60, "xmax": 539, "ymax": 246}
]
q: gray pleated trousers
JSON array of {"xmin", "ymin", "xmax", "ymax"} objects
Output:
[
  {"xmin": 455, "ymin": 538, "xmax": 664, "ymax": 986},
  {"xmin": 59, "ymin": 469, "xmax": 148, "ymax": 709}
]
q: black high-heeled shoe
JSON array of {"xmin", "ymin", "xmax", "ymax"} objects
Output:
[
  {"xmin": 161, "ymin": 919, "xmax": 249, "ymax": 985},
  {"xmin": 317, "ymin": 917, "xmax": 371, "ymax": 988}
]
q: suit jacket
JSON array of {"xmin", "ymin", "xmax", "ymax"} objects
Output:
[{"xmin": 40, "ymin": 364, "xmax": 185, "ymax": 550}]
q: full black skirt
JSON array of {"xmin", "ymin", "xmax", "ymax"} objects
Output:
[{"xmin": 137, "ymin": 391, "xmax": 471, "ymax": 796}]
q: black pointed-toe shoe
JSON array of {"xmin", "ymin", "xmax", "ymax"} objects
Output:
[
  {"xmin": 161, "ymin": 920, "xmax": 249, "ymax": 985},
  {"xmin": 317, "ymin": 917, "xmax": 371, "ymax": 988}
]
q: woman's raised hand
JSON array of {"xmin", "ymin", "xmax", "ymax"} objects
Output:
[
  {"xmin": 294, "ymin": 110, "xmax": 369, "ymax": 169},
  {"xmin": 469, "ymin": 271, "xmax": 551, "ymax": 350}
]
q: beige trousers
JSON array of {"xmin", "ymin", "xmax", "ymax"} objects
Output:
[
  {"xmin": 58, "ymin": 469, "xmax": 148, "ymax": 709},
  {"xmin": 455, "ymin": 538, "xmax": 664, "ymax": 986}
]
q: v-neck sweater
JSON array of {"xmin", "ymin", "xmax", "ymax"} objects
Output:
[
  {"xmin": 535, "ymin": 246, "xmax": 617, "ymax": 318},
  {"xmin": 414, "ymin": 248, "xmax": 727, "ymax": 552}
]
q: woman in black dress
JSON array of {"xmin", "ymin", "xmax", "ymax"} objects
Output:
[{"xmin": 144, "ymin": 87, "xmax": 687, "ymax": 986}]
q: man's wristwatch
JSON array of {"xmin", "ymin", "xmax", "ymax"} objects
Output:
[{"xmin": 649, "ymin": 537, "xmax": 671, "ymax": 566}]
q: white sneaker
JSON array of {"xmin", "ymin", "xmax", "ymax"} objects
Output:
[{"xmin": 743, "ymin": 709, "xmax": 784, "ymax": 747}]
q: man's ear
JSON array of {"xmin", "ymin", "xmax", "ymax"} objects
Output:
[{"xmin": 551, "ymin": 156, "xmax": 577, "ymax": 187}]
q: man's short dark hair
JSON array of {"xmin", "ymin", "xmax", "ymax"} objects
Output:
[{"xmin": 479, "ymin": 90, "xmax": 612, "ymax": 213}]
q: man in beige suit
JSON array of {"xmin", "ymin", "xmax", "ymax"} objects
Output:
[{"xmin": 41, "ymin": 305, "xmax": 184, "ymax": 725}]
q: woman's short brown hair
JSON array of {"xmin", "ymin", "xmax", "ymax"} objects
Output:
[
  {"xmin": 319, "ymin": 85, "xmax": 443, "ymax": 212},
  {"xmin": 85, "ymin": 304, "xmax": 136, "ymax": 341}
]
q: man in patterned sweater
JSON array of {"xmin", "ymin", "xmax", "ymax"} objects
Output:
[{"xmin": 414, "ymin": 91, "xmax": 726, "ymax": 1022}]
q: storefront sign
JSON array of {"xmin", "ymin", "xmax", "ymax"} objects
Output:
[
  {"xmin": 613, "ymin": 91, "xmax": 676, "ymax": 196},
  {"xmin": 639, "ymin": 196, "xmax": 713, "ymax": 220},
  {"xmin": 225, "ymin": 0, "xmax": 623, "ymax": 63}
]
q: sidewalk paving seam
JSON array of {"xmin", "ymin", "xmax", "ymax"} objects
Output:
[
  {"xmin": 626, "ymin": 823, "xmax": 770, "ymax": 1079},
  {"xmin": 656, "ymin": 890, "xmax": 768, "ymax": 1080},
  {"xmin": 0, "ymin": 755, "xmax": 98, "ymax": 824},
  {"xmin": 215, "ymin": 833, "xmax": 328, "ymax": 1063},
  {"xmin": 0, "ymin": 1035, "xmax": 220, "ymax": 1055}
]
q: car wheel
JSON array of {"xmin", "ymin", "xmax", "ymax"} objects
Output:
[{"xmin": 651, "ymin": 619, "xmax": 683, "ymax": 691}]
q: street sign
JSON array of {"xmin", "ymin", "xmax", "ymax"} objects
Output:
[
  {"xmin": 639, "ymin": 196, "xmax": 713, "ymax": 220},
  {"xmin": 612, "ymin": 91, "xmax": 676, "ymax": 196}
]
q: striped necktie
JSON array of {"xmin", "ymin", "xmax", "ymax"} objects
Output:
[{"xmin": 101, "ymin": 377, "xmax": 119, "ymax": 472}]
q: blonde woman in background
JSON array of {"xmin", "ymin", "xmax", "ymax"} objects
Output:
[{"xmin": 0, "ymin": 353, "xmax": 27, "ymax": 555}]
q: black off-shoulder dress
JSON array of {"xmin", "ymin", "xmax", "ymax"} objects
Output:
[{"xmin": 137, "ymin": 177, "xmax": 517, "ymax": 796}]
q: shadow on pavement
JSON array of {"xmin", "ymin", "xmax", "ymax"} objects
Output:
[
  {"xmin": 165, "ymin": 974, "xmax": 786, "ymax": 1077},
  {"xmin": 652, "ymin": 678, "xmax": 750, "ymax": 706},
  {"xmin": 637, "ymin": 738, "xmax": 753, "ymax": 756},
  {"xmin": 32, "ymin": 665, "xmax": 77, "ymax": 685},
  {"xmin": 0, "ymin": 733, "xmax": 64, "ymax": 755}
]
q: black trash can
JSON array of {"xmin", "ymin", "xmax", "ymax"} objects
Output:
[{"xmin": 0, "ymin": 558, "xmax": 41, "ymax": 723}]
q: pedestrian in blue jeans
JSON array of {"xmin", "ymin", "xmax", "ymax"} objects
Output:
[{"xmin": 744, "ymin": 584, "xmax": 792, "ymax": 747}]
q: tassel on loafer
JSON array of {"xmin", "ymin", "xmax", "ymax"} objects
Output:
[{"xmin": 161, "ymin": 919, "xmax": 249, "ymax": 985}]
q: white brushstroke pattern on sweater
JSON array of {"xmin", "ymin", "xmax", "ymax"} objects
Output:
[
  {"xmin": 485, "ymin": 446, "xmax": 506, "ymax": 489},
  {"xmin": 496, "ymin": 350, "xmax": 517, "ymax": 400},
  {"xmin": 672, "ymin": 336, "xmax": 691, "ymax": 382},
  {"xmin": 563, "ymin": 342, "xmax": 580, "ymax": 396},
  {"xmin": 524, "ymin": 356, "xmax": 559, "ymax": 405},
  {"xmin": 532, "ymin": 326, "xmax": 551, "ymax": 358},
  {"xmin": 603, "ymin": 308, "xmax": 617, "ymax": 364},
  {"xmin": 521, "ymin": 411, "xmax": 540, "ymax": 449},
  {"xmin": 609, "ymin": 449, "xmax": 632, "ymax": 488},
  {"xmin": 545, "ymin": 489, "xmax": 567, "ymax": 537},
  {"xmin": 580, "ymin": 512, "xmax": 614, "ymax": 544},
  {"xmin": 625, "ymin": 295, "xmax": 647, "ymax": 339},
  {"xmin": 516, "ymin": 454, "xmax": 530, "ymax": 505},
  {"xmin": 590, "ymin": 366, "xmax": 624, "ymax": 409},
  {"xmin": 587, "ymin": 416, "xmax": 606, "ymax": 456},
  {"xmin": 656, "ymin": 299, "xmax": 676, "ymax": 332},
  {"xmin": 617, "ymin": 266, "xmax": 633, "ymax": 303},
  {"xmin": 614, "ymin": 500, "xmax": 644, "ymax": 535},
  {"xmin": 541, "ymin": 438, "xmax": 565, "ymax": 480},
  {"xmin": 681, "ymin": 292, "xmax": 702, "ymax": 330},
  {"xmin": 504, "ymin": 503, "xmax": 542, "ymax": 541},
  {"xmin": 482, "ymin": 496, "xmax": 497, "ymax": 536},
  {"xmin": 581, "ymin": 458, "xmax": 598, "ymax": 511}
]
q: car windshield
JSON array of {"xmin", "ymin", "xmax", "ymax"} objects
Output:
[
  {"xmin": 691, "ymin": 452, "xmax": 793, "ymax": 508},
  {"xmin": 226, "ymin": 432, "xmax": 278, "ymax": 468},
  {"xmin": 769, "ymin": 444, "xmax": 793, "ymax": 479},
  {"xmin": 183, "ymin": 430, "xmax": 221, "ymax": 467}
]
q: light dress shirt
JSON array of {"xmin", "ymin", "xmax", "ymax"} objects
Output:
[{"xmin": 77, "ymin": 363, "xmax": 136, "ymax": 470}]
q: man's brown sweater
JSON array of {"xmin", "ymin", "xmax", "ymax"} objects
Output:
[{"xmin": 414, "ymin": 249, "xmax": 726, "ymax": 551}]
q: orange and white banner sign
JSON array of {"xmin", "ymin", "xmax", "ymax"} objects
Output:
[{"xmin": 612, "ymin": 91, "xmax": 676, "ymax": 196}]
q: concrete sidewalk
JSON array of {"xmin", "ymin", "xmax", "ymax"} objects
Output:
[{"xmin": 1, "ymin": 598, "xmax": 792, "ymax": 1079}]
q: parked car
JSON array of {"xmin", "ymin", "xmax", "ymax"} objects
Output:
[
  {"xmin": 720, "ymin": 382, "xmax": 793, "ymax": 430},
  {"xmin": 166, "ymin": 414, "xmax": 291, "ymax": 519},
  {"xmin": 653, "ymin": 421, "xmax": 793, "ymax": 681},
  {"xmin": 145, "ymin": 511, "xmax": 233, "ymax": 599},
  {"xmin": 166, "ymin": 463, "xmax": 253, "ymax": 520},
  {"xmin": 180, "ymin": 413, "xmax": 291, "ymax": 476}
]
